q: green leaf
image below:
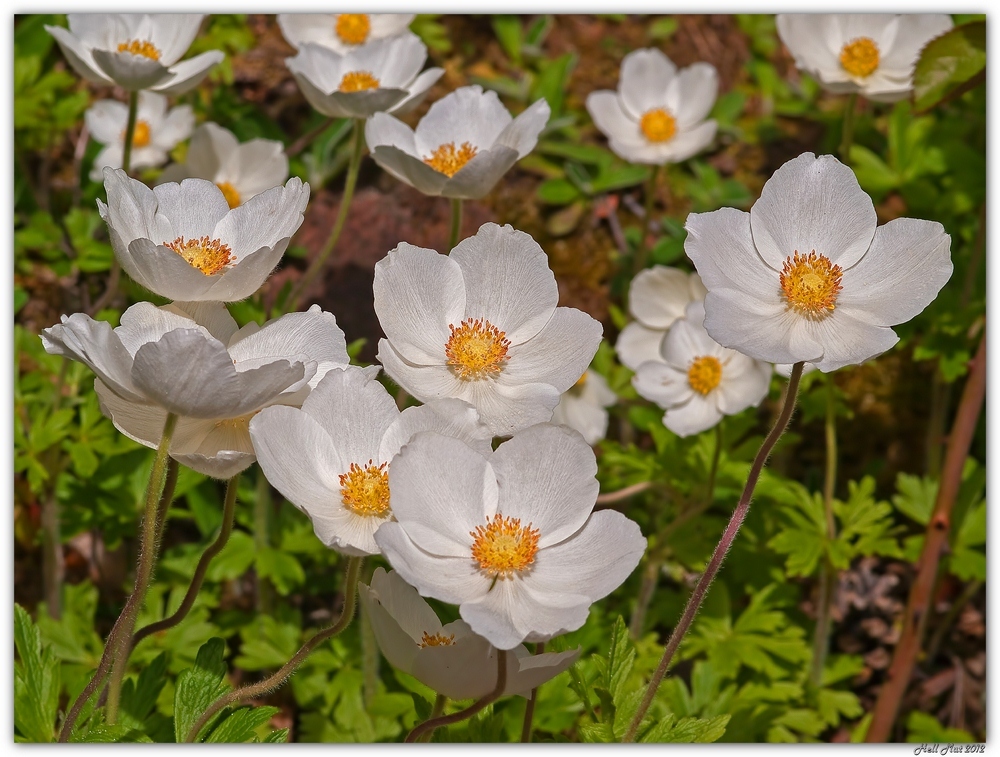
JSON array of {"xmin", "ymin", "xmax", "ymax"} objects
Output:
[
  {"xmin": 906, "ymin": 711, "xmax": 976, "ymax": 743},
  {"xmin": 206, "ymin": 706, "xmax": 280, "ymax": 743},
  {"xmin": 173, "ymin": 638, "xmax": 231, "ymax": 743},
  {"xmin": 14, "ymin": 604, "xmax": 60, "ymax": 743},
  {"xmin": 913, "ymin": 21, "xmax": 986, "ymax": 113},
  {"xmin": 892, "ymin": 472, "xmax": 937, "ymax": 525},
  {"xmin": 492, "ymin": 15, "xmax": 522, "ymax": 64},
  {"xmin": 119, "ymin": 652, "xmax": 169, "ymax": 731},
  {"xmin": 537, "ymin": 178, "xmax": 581, "ymax": 204},
  {"xmin": 640, "ymin": 713, "xmax": 730, "ymax": 743},
  {"xmin": 255, "ymin": 547, "xmax": 305, "ymax": 595},
  {"xmin": 606, "ymin": 615, "xmax": 635, "ymax": 704}
]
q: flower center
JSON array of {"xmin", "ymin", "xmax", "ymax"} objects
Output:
[
  {"xmin": 779, "ymin": 250, "xmax": 844, "ymax": 319},
  {"xmin": 470, "ymin": 513, "xmax": 540, "ymax": 579},
  {"xmin": 423, "ymin": 142, "xmax": 478, "ymax": 177},
  {"xmin": 121, "ymin": 120, "xmax": 151, "ymax": 148},
  {"xmin": 339, "ymin": 460, "xmax": 390, "ymax": 518},
  {"xmin": 216, "ymin": 181, "xmax": 241, "ymax": 209},
  {"xmin": 163, "ymin": 235, "xmax": 234, "ymax": 276},
  {"xmin": 640, "ymin": 108, "xmax": 677, "ymax": 143},
  {"xmin": 117, "ymin": 39, "xmax": 161, "ymax": 60},
  {"xmin": 572, "ymin": 372, "xmax": 588, "ymax": 389},
  {"xmin": 839, "ymin": 37, "xmax": 880, "ymax": 78},
  {"xmin": 445, "ymin": 318, "xmax": 511, "ymax": 380},
  {"xmin": 687, "ymin": 356, "xmax": 722, "ymax": 395},
  {"xmin": 339, "ymin": 70, "xmax": 380, "ymax": 92},
  {"xmin": 335, "ymin": 13, "xmax": 371, "ymax": 45},
  {"xmin": 418, "ymin": 631, "xmax": 455, "ymax": 648}
]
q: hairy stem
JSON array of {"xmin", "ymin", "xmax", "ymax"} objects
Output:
[
  {"xmin": 405, "ymin": 649, "xmax": 508, "ymax": 743},
  {"xmin": 866, "ymin": 334, "xmax": 986, "ymax": 742},
  {"xmin": 290, "ymin": 118, "xmax": 365, "ymax": 309},
  {"xmin": 623, "ymin": 363, "xmax": 804, "ymax": 743},
  {"xmin": 810, "ymin": 373, "xmax": 839, "ymax": 690},
  {"xmin": 184, "ymin": 556, "xmax": 364, "ymax": 742},
  {"xmin": 132, "ymin": 472, "xmax": 240, "ymax": 649},
  {"xmin": 520, "ymin": 642, "xmax": 545, "ymax": 743},
  {"xmin": 596, "ymin": 481, "xmax": 652, "ymax": 506},
  {"xmin": 448, "ymin": 197, "xmax": 463, "ymax": 250},
  {"xmin": 417, "ymin": 695, "xmax": 448, "ymax": 742}
]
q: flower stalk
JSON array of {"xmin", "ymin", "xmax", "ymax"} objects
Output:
[
  {"xmin": 839, "ymin": 93, "xmax": 858, "ymax": 163},
  {"xmin": 448, "ymin": 197, "xmax": 463, "ymax": 251},
  {"xmin": 623, "ymin": 362, "xmax": 805, "ymax": 742},
  {"xmin": 290, "ymin": 118, "xmax": 365, "ymax": 309},
  {"xmin": 633, "ymin": 164, "xmax": 660, "ymax": 274},
  {"xmin": 405, "ymin": 649, "xmax": 508, "ymax": 743},
  {"xmin": 520, "ymin": 642, "xmax": 545, "ymax": 742},
  {"xmin": 184, "ymin": 555, "xmax": 364, "ymax": 742}
]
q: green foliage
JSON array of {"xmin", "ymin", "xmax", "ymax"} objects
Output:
[
  {"xmin": 913, "ymin": 21, "xmax": 986, "ymax": 113},
  {"xmin": 14, "ymin": 605, "xmax": 61, "ymax": 743}
]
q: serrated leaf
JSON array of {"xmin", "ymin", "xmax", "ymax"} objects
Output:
[
  {"xmin": 255, "ymin": 547, "xmax": 305, "ymax": 595},
  {"xmin": 173, "ymin": 638, "xmax": 230, "ymax": 743},
  {"xmin": 641, "ymin": 713, "xmax": 730, "ymax": 743},
  {"xmin": 14, "ymin": 604, "xmax": 60, "ymax": 743},
  {"xmin": 913, "ymin": 21, "xmax": 986, "ymax": 113},
  {"xmin": 606, "ymin": 615, "xmax": 635, "ymax": 704},
  {"xmin": 119, "ymin": 652, "xmax": 169, "ymax": 732},
  {"xmin": 206, "ymin": 706, "xmax": 280, "ymax": 743}
]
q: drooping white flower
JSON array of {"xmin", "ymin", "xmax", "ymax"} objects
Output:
[
  {"xmin": 365, "ymin": 86, "xmax": 550, "ymax": 200},
  {"xmin": 776, "ymin": 14, "xmax": 954, "ymax": 102},
  {"xmin": 277, "ymin": 13, "xmax": 415, "ymax": 55},
  {"xmin": 86, "ymin": 91, "xmax": 194, "ymax": 182},
  {"xmin": 359, "ymin": 568, "xmax": 581, "ymax": 700},
  {"xmin": 374, "ymin": 223, "xmax": 603, "ymax": 437},
  {"xmin": 97, "ymin": 167, "xmax": 309, "ymax": 302},
  {"xmin": 615, "ymin": 266, "xmax": 707, "ymax": 371},
  {"xmin": 633, "ymin": 301, "xmax": 772, "ymax": 437},
  {"xmin": 42, "ymin": 302, "xmax": 349, "ymax": 478},
  {"xmin": 159, "ymin": 123, "xmax": 288, "ymax": 209},
  {"xmin": 551, "ymin": 370, "xmax": 617, "ymax": 446},
  {"xmin": 586, "ymin": 48, "xmax": 718, "ymax": 165},
  {"xmin": 45, "ymin": 14, "xmax": 223, "ymax": 94},
  {"xmin": 374, "ymin": 424, "xmax": 646, "ymax": 650},
  {"xmin": 285, "ymin": 34, "xmax": 443, "ymax": 120},
  {"xmin": 249, "ymin": 366, "xmax": 493, "ymax": 556},
  {"xmin": 685, "ymin": 152, "xmax": 953, "ymax": 373}
]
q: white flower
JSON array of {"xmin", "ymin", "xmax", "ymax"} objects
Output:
[
  {"xmin": 359, "ymin": 568, "xmax": 581, "ymax": 700},
  {"xmin": 277, "ymin": 13, "xmax": 415, "ymax": 55},
  {"xmin": 615, "ymin": 266, "xmax": 707, "ymax": 371},
  {"xmin": 586, "ymin": 48, "xmax": 718, "ymax": 165},
  {"xmin": 249, "ymin": 366, "xmax": 493, "ymax": 556},
  {"xmin": 159, "ymin": 123, "xmax": 288, "ymax": 209},
  {"xmin": 285, "ymin": 34, "xmax": 443, "ymax": 120},
  {"xmin": 685, "ymin": 153, "xmax": 953, "ymax": 373},
  {"xmin": 374, "ymin": 424, "xmax": 646, "ymax": 650},
  {"xmin": 45, "ymin": 14, "xmax": 223, "ymax": 94},
  {"xmin": 551, "ymin": 370, "xmax": 617, "ymax": 446},
  {"xmin": 777, "ymin": 14, "xmax": 954, "ymax": 102},
  {"xmin": 41, "ymin": 302, "xmax": 349, "ymax": 478},
  {"xmin": 86, "ymin": 92, "xmax": 194, "ymax": 182},
  {"xmin": 633, "ymin": 302, "xmax": 771, "ymax": 437},
  {"xmin": 97, "ymin": 167, "xmax": 309, "ymax": 302},
  {"xmin": 365, "ymin": 86, "xmax": 550, "ymax": 200},
  {"xmin": 374, "ymin": 223, "xmax": 603, "ymax": 437}
]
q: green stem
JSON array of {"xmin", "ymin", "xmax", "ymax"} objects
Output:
[
  {"xmin": 839, "ymin": 93, "xmax": 858, "ymax": 163},
  {"xmin": 417, "ymin": 695, "xmax": 448, "ymax": 742},
  {"xmin": 290, "ymin": 118, "xmax": 365, "ymax": 309},
  {"xmin": 132, "ymin": 473, "xmax": 240, "ymax": 649},
  {"xmin": 623, "ymin": 363, "xmax": 805, "ymax": 742},
  {"xmin": 105, "ymin": 412, "xmax": 179, "ymax": 725},
  {"xmin": 360, "ymin": 562, "xmax": 379, "ymax": 708},
  {"xmin": 448, "ymin": 197, "xmax": 463, "ymax": 251},
  {"xmin": 520, "ymin": 642, "xmax": 545, "ymax": 743},
  {"xmin": 184, "ymin": 556, "xmax": 364, "ymax": 742},
  {"xmin": 254, "ymin": 467, "xmax": 274, "ymax": 616},
  {"xmin": 405, "ymin": 649, "xmax": 508, "ymax": 743},
  {"xmin": 810, "ymin": 374, "xmax": 839, "ymax": 691},
  {"xmin": 633, "ymin": 165, "xmax": 660, "ymax": 275},
  {"xmin": 121, "ymin": 90, "xmax": 139, "ymax": 176}
]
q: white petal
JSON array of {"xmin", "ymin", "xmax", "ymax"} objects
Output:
[
  {"xmin": 379, "ymin": 398, "xmax": 493, "ymax": 462},
  {"xmin": 365, "ymin": 111, "xmax": 417, "ymax": 152},
  {"xmin": 462, "ymin": 379, "xmax": 562, "ymax": 438},
  {"xmin": 491, "ymin": 424, "xmax": 598, "ymax": 548},
  {"xmin": 122, "ymin": 237, "xmax": 220, "ymax": 300},
  {"xmin": 101, "ymin": 167, "xmax": 164, "ymax": 250},
  {"xmin": 360, "ymin": 33, "xmax": 426, "ymax": 88},
  {"xmin": 46, "ymin": 25, "xmax": 109, "ymax": 85},
  {"xmin": 629, "ymin": 266, "xmax": 697, "ymax": 329},
  {"xmin": 164, "ymin": 301, "xmax": 238, "ymax": 344},
  {"xmin": 150, "ymin": 51, "xmax": 224, "ymax": 96},
  {"xmin": 500, "ymin": 307, "xmax": 603, "ymax": 391},
  {"xmin": 776, "ymin": 15, "xmax": 843, "ymax": 79},
  {"xmin": 151, "ymin": 105, "xmax": 194, "ymax": 150},
  {"xmin": 657, "ymin": 119, "xmax": 717, "ymax": 163},
  {"xmin": 387, "ymin": 67, "xmax": 444, "ymax": 116},
  {"xmin": 716, "ymin": 355, "xmax": 771, "ymax": 415},
  {"xmin": 85, "ymin": 99, "xmax": 128, "ymax": 145},
  {"xmin": 184, "ymin": 122, "xmax": 236, "ymax": 181},
  {"xmin": 147, "ymin": 14, "xmax": 204, "ymax": 64},
  {"xmin": 663, "ymin": 395, "xmax": 722, "ymax": 437},
  {"xmin": 684, "ymin": 206, "xmax": 779, "ymax": 294},
  {"xmin": 659, "ymin": 316, "xmax": 720, "ymax": 371},
  {"xmin": 586, "ymin": 90, "xmax": 641, "ymax": 145},
  {"xmin": 228, "ymin": 305, "xmax": 347, "ymax": 375},
  {"xmin": 632, "ymin": 360, "xmax": 691, "ymax": 409},
  {"xmin": 493, "ymin": 97, "xmax": 550, "ymax": 157},
  {"xmin": 551, "ymin": 393, "xmax": 608, "ymax": 446},
  {"xmin": 615, "ymin": 321, "xmax": 665, "ymax": 371},
  {"xmin": 114, "ymin": 300, "xmax": 204, "ymax": 357},
  {"xmin": 879, "ymin": 15, "xmax": 953, "ymax": 73},
  {"xmin": 439, "ymin": 147, "xmax": 520, "ymax": 200},
  {"xmin": 220, "ymin": 140, "xmax": 289, "ymax": 200},
  {"xmin": 91, "ymin": 48, "xmax": 168, "ymax": 90},
  {"xmin": 376, "ymin": 340, "xmax": 465, "ymax": 402},
  {"xmin": 802, "ymin": 308, "xmax": 900, "ymax": 373},
  {"xmin": 41, "ymin": 315, "xmax": 142, "ymax": 401},
  {"xmin": 619, "ymin": 48, "xmax": 676, "ymax": 118},
  {"xmin": 387, "ymin": 431, "xmax": 495, "ymax": 556},
  {"xmin": 152, "ymin": 178, "xmax": 230, "ymax": 241},
  {"xmin": 367, "ymin": 567, "xmax": 444, "ymax": 643},
  {"xmin": 750, "ymin": 152, "xmax": 877, "ymax": 270},
  {"xmin": 374, "ymin": 243, "xmax": 466, "ymax": 364},
  {"xmin": 368, "ymin": 14, "xmax": 416, "ymax": 39},
  {"xmin": 212, "ymin": 177, "xmax": 309, "ymax": 262},
  {"xmin": 450, "ymin": 223, "xmax": 558, "ymax": 344},
  {"xmin": 368, "ymin": 144, "xmax": 448, "ymax": 196},
  {"xmin": 669, "ymin": 63, "xmax": 719, "ymax": 131},
  {"xmin": 838, "ymin": 218, "xmax": 952, "ymax": 327},
  {"xmin": 414, "ymin": 85, "xmax": 512, "ymax": 157},
  {"xmin": 507, "ymin": 647, "xmax": 582, "ymax": 697},
  {"xmin": 276, "ymin": 14, "xmax": 339, "ymax": 51}
]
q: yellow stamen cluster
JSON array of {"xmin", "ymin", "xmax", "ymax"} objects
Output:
[
  {"xmin": 339, "ymin": 460, "xmax": 391, "ymax": 518},
  {"xmin": 423, "ymin": 142, "xmax": 478, "ymax": 177},
  {"xmin": 418, "ymin": 631, "xmax": 455, "ymax": 648},
  {"xmin": 216, "ymin": 181, "xmax": 241, "ymax": 209},
  {"xmin": 117, "ymin": 39, "xmax": 161, "ymax": 60},
  {"xmin": 779, "ymin": 250, "xmax": 843, "ymax": 319},
  {"xmin": 339, "ymin": 70, "xmax": 380, "ymax": 92},
  {"xmin": 839, "ymin": 37, "xmax": 880, "ymax": 78},
  {"xmin": 639, "ymin": 108, "xmax": 677, "ymax": 143},
  {"xmin": 445, "ymin": 318, "xmax": 511, "ymax": 380},
  {"xmin": 470, "ymin": 513, "xmax": 540, "ymax": 579},
  {"xmin": 335, "ymin": 13, "xmax": 371, "ymax": 45},
  {"xmin": 687, "ymin": 356, "xmax": 723, "ymax": 396},
  {"xmin": 164, "ymin": 235, "xmax": 234, "ymax": 276},
  {"xmin": 122, "ymin": 120, "xmax": 152, "ymax": 148}
]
